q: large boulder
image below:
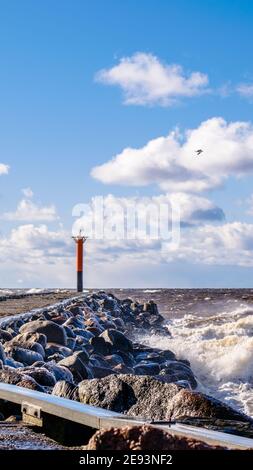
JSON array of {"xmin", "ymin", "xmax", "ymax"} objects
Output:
[
  {"xmin": 85, "ymin": 425, "xmax": 225, "ymax": 450},
  {"xmin": 45, "ymin": 343, "xmax": 72, "ymax": 359},
  {"xmin": 44, "ymin": 362, "xmax": 74, "ymax": 383},
  {"xmin": 58, "ymin": 351, "xmax": 91, "ymax": 382},
  {"xmin": 78, "ymin": 374, "xmax": 253, "ymax": 423},
  {"xmin": 5, "ymin": 336, "xmax": 45, "ymax": 359},
  {"xmin": 52, "ymin": 380, "xmax": 79, "ymax": 400},
  {"xmin": 17, "ymin": 377, "xmax": 44, "ymax": 392},
  {"xmin": 20, "ymin": 320, "xmax": 67, "ymax": 346},
  {"xmin": 5, "ymin": 346, "xmax": 43, "ymax": 366},
  {"xmin": 89, "ymin": 336, "xmax": 110, "ymax": 355},
  {"xmin": 23, "ymin": 367, "xmax": 56, "ymax": 387},
  {"xmin": 166, "ymin": 389, "xmax": 253, "ymax": 422},
  {"xmin": 79, "ymin": 375, "xmax": 136, "ymax": 412},
  {"xmin": 0, "ymin": 368, "xmax": 23, "ymax": 385},
  {"xmin": 100, "ymin": 329, "xmax": 133, "ymax": 353}
]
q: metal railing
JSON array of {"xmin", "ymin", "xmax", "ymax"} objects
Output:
[{"xmin": 0, "ymin": 383, "xmax": 253, "ymax": 450}]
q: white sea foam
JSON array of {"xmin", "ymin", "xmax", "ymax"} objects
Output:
[
  {"xmin": 143, "ymin": 289, "xmax": 161, "ymax": 293},
  {"xmin": 138, "ymin": 304, "xmax": 253, "ymax": 417}
]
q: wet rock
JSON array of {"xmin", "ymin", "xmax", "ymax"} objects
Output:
[
  {"xmin": 113, "ymin": 364, "xmax": 133, "ymax": 374},
  {"xmin": 45, "ymin": 343, "xmax": 72, "ymax": 359},
  {"xmin": 50, "ymin": 315, "xmax": 66, "ymax": 325},
  {"xmin": 23, "ymin": 367, "xmax": 56, "ymax": 387},
  {"xmin": 143, "ymin": 300, "xmax": 159, "ymax": 315},
  {"xmin": 103, "ymin": 354, "xmax": 124, "ymax": 367},
  {"xmin": 5, "ymin": 346, "xmax": 43, "ymax": 366},
  {"xmin": 5, "ymin": 334, "xmax": 46, "ymax": 359},
  {"xmin": 116, "ymin": 351, "xmax": 135, "ymax": 367},
  {"xmin": 0, "ymin": 344, "xmax": 6, "ymax": 364},
  {"xmin": 101, "ymin": 297, "xmax": 116, "ymax": 311},
  {"xmin": 66, "ymin": 337, "xmax": 76, "ymax": 350},
  {"xmin": 167, "ymin": 389, "xmax": 253, "ymax": 423},
  {"xmin": 159, "ymin": 350, "xmax": 176, "ymax": 361},
  {"xmin": 0, "ymin": 329, "xmax": 13, "ymax": 343},
  {"xmin": 85, "ymin": 425, "xmax": 225, "ymax": 450},
  {"xmin": 156, "ymin": 374, "xmax": 192, "ymax": 390},
  {"xmin": 134, "ymin": 363, "xmax": 160, "ymax": 376},
  {"xmin": 91, "ymin": 366, "xmax": 115, "ymax": 379},
  {"xmin": 68, "ymin": 306, "xmax": 84, "ymax": 316},
  {"xmin": 58, "ymin": 351, "xmax": 91, "ymax": 382},
  {"xmin": 159, "ymin": 361, "xmax": 197, "ymax": 389},
  {"xmin": 89, "ymin": 336, "xmax": 110, "ymax": 355},
  {"xmin": 100, "ymin": 329, "xmax": 133, "ymax": 353},
  {"xmin": 47, "ymin": 353, "xmax": 64, "ymax": 362},
  {"xmin": 77, "ymin": 374, "xmax": 252, "ymax": 424},
  {"xmin": 44, "ymin": 362, "xmax": 74, "ymax": 383},
  {"xmin": 63, "ymin": 325, "xmax": 75, "ymax": 338},
  {"xmin": 64, "ymin": 317, "xmax": 84, "ymax": 329},
  {"xmin": 5, "ymin": 357, "xmax": 24, "ymax": 368},
  {"xmin": 86, "ymin": 326, "xmax": 103, "ymax": 336},
  {"xmin": 73, "ymin": 329, "xmax": 93, "ymax": 341},
  {"xmin": 52, "ymin": 380, "xmax": 79, "ymax": 400},
  {"xmin": 20, "ymin": 320, "xmax": 67, "ymax": 346}
]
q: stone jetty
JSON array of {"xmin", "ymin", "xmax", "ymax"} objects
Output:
[{"xmin": 0, "ymin": 290, "xmax": 253, "ymax": 443}]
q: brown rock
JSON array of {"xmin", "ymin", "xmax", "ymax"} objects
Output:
[{"xmin": 85, "ymin": 425, "xmax": 225, "ymax": 450}]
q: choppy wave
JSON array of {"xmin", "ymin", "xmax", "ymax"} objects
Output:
[{"xmin": 139, "ymin": 304, "xmax": 253, "ymax": 417}]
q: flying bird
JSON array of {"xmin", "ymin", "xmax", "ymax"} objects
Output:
[{"xmin": 195, "ymin": 149, "xmax": 203, "ymax": 156}]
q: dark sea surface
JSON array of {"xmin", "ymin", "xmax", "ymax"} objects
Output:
[{"xmin": 1, "ymin": 288, "xmax": 253, "ymax": 417}]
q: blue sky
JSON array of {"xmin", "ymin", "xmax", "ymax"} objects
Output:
[{"xmin": 1, "ymin": 0, "xmax": 253, "ymax": 288}]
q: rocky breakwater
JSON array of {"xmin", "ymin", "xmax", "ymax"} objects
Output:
[{"xmin": 0, "ymin": 291, "xmax": 253, "ymax": 441}]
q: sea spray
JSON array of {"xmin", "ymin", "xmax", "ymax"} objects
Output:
[{"xmin": 137, "ymin": 304, "xmax": 253, "ymax": 417}]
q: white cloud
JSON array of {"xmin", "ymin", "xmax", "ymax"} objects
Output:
[
  {"xmin": 237, "ymin": 83, "xmax": 253, "ymax": 98},
  {"xmin": 89, "ymin": 221, "xmax": 253, "ymax": 269},
  {"xmin": 0, "ymin": 224, "xmax": 72, "ymax": 264},
  {"xmin": 163, "ymin": 222, "xmax": 253, "ymax": 267},
  {"xmin": 2, "ymin": 198, "xmax": 58, "ymax": 221},
  {"xmin": 91, "ymin": 117, "xmax": 253, "ymax": 193},
  {"xmin": 73, "ymin": 193, "xmax": 224, "ymax": 242},
  {"xmin": 96, "ymin": 52, "xmax": 209, "ymax": 106},
  {"xmin": 0, "ymin": 163, "xmax": 9, "ymax": 175},
  {"xmin": 22, "ymin": 187, "xmax": 34, "ymax": 198}
]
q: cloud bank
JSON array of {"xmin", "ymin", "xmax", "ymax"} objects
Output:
[
  {"xmin": 91, "ymin": 117, "xmax": 253, "ymax": 192},
  {"xmin": 96, "ymin": 52, "xmax": 209, "ymax": 106}
]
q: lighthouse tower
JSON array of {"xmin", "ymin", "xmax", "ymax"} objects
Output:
[{"xmin": 72, "ymin": 230, "xmax": 87, "ymax": 292}]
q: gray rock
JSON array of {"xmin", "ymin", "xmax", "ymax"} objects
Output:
[
  {"xmin": 0, "ymin": 343, "xmax": 6, "ymax": 364},
  {"xmin": 78, "ymin": 375, "xmax": 136, "ymax": 412},
  {"xmin": 0, "ymin": 329, "xmax": 13, "ymax": 342},
  {"xmin": 20, "ymin": 320, "xmax": 67, "ymax": 346},
  {"xmin": 134, "ymin": 363, "xmax": 161, "ymax": 375},
  {"xmin": 100, "ymin": 329, "xmax": 133, "ymax": 353},
  {"xmin": 23, "ymin": 367, "xmax": 56, "ymax": 387},
  {"xmin": 78, "ymin": 374, "xmax": 252, "ymax": 423},
  {"xmin": 52, "ymin": 380, "xmax": 79, "ymax": 400},
  {"xmin": 45, "ymin": 343, "xmax": 72, "ymax": 359},
  {"xmin": 167, "ymin": 389, "xmax": 253, "ymax": 423},
  {"xmin": 89, "ymin": 336, "xmax": 110, "ymax": 355},
  {"xmin": 5, "ymin": 346, "xmax": 43, "ymax": 366},
  {"xmin": 91, "ymin": 366, "xmax": 115, "ymax": 379},
  {"xmin": 58, "ymin": 351, "xmax": 91, "ymax": 382},
  {"xmin": 45, "ymin": 362, "xmax": 74, "ymax": 383},
  {"xmin": 0, "ymin": 368, "xmax": 23, "ymax": 385}
]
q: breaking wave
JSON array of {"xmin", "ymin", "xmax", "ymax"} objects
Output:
[{"xmin": 139, "ymin": 304, "xmax": 253, "ymax": 417}]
